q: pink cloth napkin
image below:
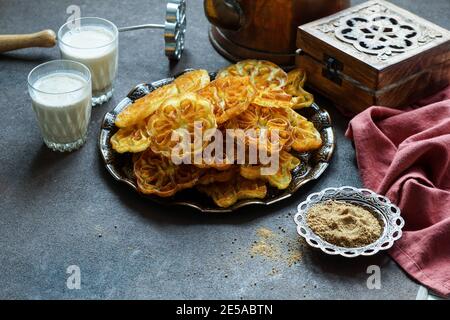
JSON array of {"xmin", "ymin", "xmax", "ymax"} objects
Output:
[{"xmin": 346, "ymin": 87, "xmax": 450, "ymax": 297}]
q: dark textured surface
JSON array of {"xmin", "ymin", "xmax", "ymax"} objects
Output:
[{"xmin": 0, "ymin": 0, "xmax": 448, "ymax": 300}]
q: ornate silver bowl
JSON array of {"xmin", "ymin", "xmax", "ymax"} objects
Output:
[
  {"xmin": 99, "ymin": 70, "xmax": 335, "ymax": 213},
  {"xmin": 294, "ymin": 186, "xmax": 405, "ymax": 257}
]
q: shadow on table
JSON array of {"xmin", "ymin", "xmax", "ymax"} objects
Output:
[
  {"xmin": 28, "ymin": 144, "xmax": 75, "ymax": 179},
  {"xmin": 0, "ymin": 51, "xmax": 53, "ymax": 64},
  {"xmin": 303, "ymin": 243, "xmax": 392, "ymax": 278}
]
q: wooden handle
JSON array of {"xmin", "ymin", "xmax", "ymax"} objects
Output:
[{"xmin": 0, "ymin": 29, "xmax": 56, "ymax": 53}]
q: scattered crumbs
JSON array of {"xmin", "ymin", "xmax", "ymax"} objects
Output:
[
  {"xmin": 249, "ymin": 227, "xmax": 303, "ymax": 267},
  {"xmin": 251, "ymin": 240, "xmax": 278, "ymax": 260},
  {"xmin": 286, "ymin": 237, "xmax": 303, "ymax": 267},
  {"xmin": 269, "ymin": 267, "xmax": 279, "ymax": 276},
  {"xmin": 224, "ymin": 226, "xmax": 304, "ymax": 277},
  {"xmin": 257, "ymin": 227, "xmax": 274, "ymax": 239},
  {"xmin": 287, "ymin": 252, "xmax": 302, "ymax": 267}
]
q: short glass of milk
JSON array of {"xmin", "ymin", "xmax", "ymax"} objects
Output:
[
  {"xmin": 58, "ymin": 17, "xmax": 118, "ymax": 106},
  {"xmin": 28, "ymin": 60, "xmax": 92, "ymax": 152}
]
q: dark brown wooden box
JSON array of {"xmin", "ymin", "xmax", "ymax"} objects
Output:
[{"xmin": 296, "ymin": 0, "xmax": 450, "ymax": 114}]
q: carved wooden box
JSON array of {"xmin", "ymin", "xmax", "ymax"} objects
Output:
[{"xmin": 296, "ymin": 0, "xmax": 450, "ymax": 113}]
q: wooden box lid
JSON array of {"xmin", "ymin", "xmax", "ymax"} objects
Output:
[{"xmin": 297, "ymin": 0, "xmax": 450, "ymax": 91}]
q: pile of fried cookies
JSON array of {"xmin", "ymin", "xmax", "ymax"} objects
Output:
[{"xmin": 110, "ymin": 60, "xmax": 323, "ymax": 208}]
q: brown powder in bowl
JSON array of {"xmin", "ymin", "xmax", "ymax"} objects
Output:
[{"xmin": 306, "ymin": 200, "xmax": 383, "ymax": 248}]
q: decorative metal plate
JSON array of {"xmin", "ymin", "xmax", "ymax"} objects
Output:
[
  {"xmin": 294, "ymin": 186, "xmax": 405, "ymax": 257},
  {"xmin": 99, "ymin": 70, "xmax": 335, "ymax": 213}
]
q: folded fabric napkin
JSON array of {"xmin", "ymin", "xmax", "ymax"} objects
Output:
[{"xmin": 346, "ymin": 87, "xmax": 450, "ymax": 297}]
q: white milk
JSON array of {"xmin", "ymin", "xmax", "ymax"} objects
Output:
[
  {"xmin": 31, "ymin": 72, "xmax": 92, "ymax": 144},
  {"xmin": 60, "ymin": 26, "xmax": 118, "ymax": 96}
]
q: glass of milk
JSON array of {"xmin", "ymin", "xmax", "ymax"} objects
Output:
[
  {"xmin": 58, "ymin": 17, "xmax": 118, "ymax": 106},
  {"xmin": 28, "ymin": 60, "xmax": 92, "ymax": 152}
]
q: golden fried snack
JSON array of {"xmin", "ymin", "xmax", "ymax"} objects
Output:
[
  {"xmin": 225, "ymin": 104, "xmax": 292, "ymax": 154},
  {"xmin": 110, "ymin": 63, "xmax": 322, "ymax": 208},
  {"xmin": 217, "ymin": 60, "xmax": 287, "ymax": 90},
  {"xmin": 252, "ymin": 88, "xmax": 294, "ymax": 109},
  {"xmin": 240, "ymin": 151, "xmax": 300, "ymax": 190},
  {"xmin": 174, "ymin": 69, "xmax": 210, "ymax": 93},
  {"xmin": 197, "ymin": 176, "xmax": 267, "ymax": 208},
  {"xmin": 285, "ymin": 69, "xmax": 307, "ymax": 92},
  {"xmin": 286, "ymin": 108, "xmax": 322, "ymax": 152},
  {"xmin": 134, "ymin": 150, "xmax": 201, "ymax": 197},
  {"xmin": 290, "ymin": 89, "xmax": 314, "ymax": 109},
  {"xmin": 110, "ymin": 122, "xmax": 150, "ymax": 153},
  {"xmin": 193, "ymin": 154, "xmax": 234, "ymax": 171},
  {"xmin": 147, "ymin": 92, "xmax": 217, "ymax": 160},
  {"xmin": 197, "ymin": 167, "xmax": 237, "ymax": 185},
  {"xmin": 194, "ymin": 161, "xmax": 234, "ymax": 171},
  {"xmin": 198, "ymin": 76, "xmax": 256, "ymax": 124},
  {"xmin": 115, "ymin": 70, "xmax": 210, "ymax": 128},
  {"xmin": 284, "ymin": 69, "xmax": 314, "ymax": 109},
  {"xmin": 115, "ymin": 83, "xmax": 178, "ymax": 128},
  {"xmin": 189, "ymin": 128, "xmax": 235, "ymax": 170}
]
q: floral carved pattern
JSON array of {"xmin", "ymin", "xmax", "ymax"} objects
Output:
[
  {"xmin": 316, "ymin": 3, "xmax": 443, "ymax": 61},
  {"xmin": 335, "ymin": 15, "xmax": 419, "ymax": 59}
]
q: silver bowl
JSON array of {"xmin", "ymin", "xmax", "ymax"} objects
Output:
[{"xmin": 294, "ymin": 186, "xmax": 405, "ymax": 257}]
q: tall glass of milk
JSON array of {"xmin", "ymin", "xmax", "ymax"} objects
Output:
[
  {"xmin": 58, "ymin": 17, "xmax": 118, "ymax": 106},
  {"xmin": 28, "ymin": 60, "xmax": 92, "ymax": 152}
]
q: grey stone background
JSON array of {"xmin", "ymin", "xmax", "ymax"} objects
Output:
[{"xmin": 0, "ymin": 0, "xmax": 448, "ymax": 299}]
